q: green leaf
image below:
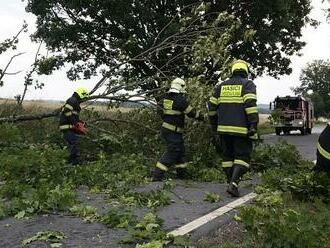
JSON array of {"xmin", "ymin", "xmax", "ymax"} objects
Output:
[
  {"xmin": 203, "ymin": 192, "xmax": 221, "ymax": 203},
  {"xmin": 14, "ymin": 210, "xmax": 26, "ymax": 220},
  {"xmin": 22, "ymin": 231, "xmax": 66, "ymax": 246},
  {"xmin": 136, "ymin": 240, "xmax": 164, "ymax": 248}
]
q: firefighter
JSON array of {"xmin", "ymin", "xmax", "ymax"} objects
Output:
[
  {"xmin": 208, "ymin": 60, "xmax": 259, "ymax": 197},
  {"xmin": 152, "ymin": 78, "xmax": 204, "ymax": 181},
  {"xmin": 59, "ymin": 88, "xmax": 89, "ymax": 165},
  {"xmin": 314, "ymin": 123, "xmax": 330, "ymax": 178}
]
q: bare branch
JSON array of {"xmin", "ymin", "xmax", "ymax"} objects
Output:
[
  {"xmin": 18, "ymin": 41, "xmax": 43, "ymax": 105},
  {"xmin": 4, "ymin": 70, "xmax": 23, "ymax": 75},
  {"xmin": 0, "ymin": 52, "xmax": 25, "ymax": 81}
]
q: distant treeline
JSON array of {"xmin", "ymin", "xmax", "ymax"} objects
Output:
[{"xmin": 258, "ymin": 104, "xmax": 271, "ymax": 114}]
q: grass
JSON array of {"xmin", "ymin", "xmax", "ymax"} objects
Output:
[
  {"xmin": 258, "ymin": 122, "xmax": 274, "ymax": 135},
  {"xmin": 0, "ymin": 99, "xmax": 133, "ymax": 115},
  {"xmin": 4, "ymin": 101, "xmax": 327, "ymax": 247}
]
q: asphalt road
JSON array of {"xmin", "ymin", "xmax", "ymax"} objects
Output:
[
  {"xmin": 262, "ymin": 125, "xmax": 326, "ymax": 161},
  {"xmin": 1, "ymin": 126, "xmax": 326, "ymax": 247},
  {"xmin": 0, "ymin": 180, "xmax": 256, "ymax": 248}
]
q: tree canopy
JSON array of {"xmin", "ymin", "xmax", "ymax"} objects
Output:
[
  {"xmin": 26, "ymin": 0, "xmax": 314, "ymax": 90},
  {"xmin": 294, "ymin": 60, "xmax": 330, "ymax": 117}
]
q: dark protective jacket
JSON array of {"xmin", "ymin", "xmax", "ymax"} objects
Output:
[
  {"xmin": 59, "ymin": 93, "xmax": 81, "ymax": 131},
  {"xmin": 317, "ymin": 123, "xmax": 330, "ymax": 164},
  {"xmin": 208, "ymin": 75, "xmax": 259, "ymax": 137},
  {"xmin": 158, "ymin": 92, "xmax": 201, "ymax": 133}
]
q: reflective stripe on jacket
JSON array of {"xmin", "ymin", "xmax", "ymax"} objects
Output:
[
  {"xmin": 59, "ymin": 93, "xmax": 81, "ymax": 131},
  {"xmin": 208, "ymin": 75, "xmax": 259, "ymax": 136},
  {"xmin": 318, "ymin": 124, "xmax": 330, "ymax": 161},
  {"xmin": 158, "ymin": 92, "xmax": 200, "ymax": 132}
]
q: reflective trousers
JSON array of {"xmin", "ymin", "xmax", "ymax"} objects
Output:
[
  {"xmin": 220, "ymin": 134, "xmax": 252, "ymax": 169},
  {"xmin": 159, "ymin": 128, "xmax": 185, "ymax": 169},
  {"xmin": 63, "ymin": 130, "xmax": 79, "ymax": 165}
]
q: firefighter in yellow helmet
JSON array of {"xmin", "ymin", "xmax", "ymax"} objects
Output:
[
  {"xmin": 208, "ymin": 60, "xmax": 259, "ymax": 197},
  {"xmin": 59, "ymin": 87, "xmax": 89, "ymax": 165},
  {"xmin": 152, "ymin": 78, "xmax": 204, "ymax": 181},
  {"xmin": 314, "ymin": 123, "xmax": 330, "ymax": 178}
]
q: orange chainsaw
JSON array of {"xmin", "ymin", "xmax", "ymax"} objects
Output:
[{"xmin": 72, "ymin": 121, "xmax": 87, "ymax": 135}]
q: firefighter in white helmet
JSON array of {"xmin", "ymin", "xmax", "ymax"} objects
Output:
[{"xmin": 152, "ymin": 78, "xmax": 204, "ymax": 181}]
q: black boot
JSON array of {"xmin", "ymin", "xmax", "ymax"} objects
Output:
[
  {"xmin": 223, "ymin": 167, "xmax": 233, "ymax": 183},
  {"xmin": 68, "ymin": 155, "xmax": 79, "ymax": 165},
  {"xmin": 151, "ymin": 168, "xmax": 165, "ymax": 182},
  {"xmin": 227, "ymin": 165, "xmax": 248, "ymax": 197},
  {"xmin": 176, "ymin": 168, "xmax": 188, "ymax": 179},
  {"xmin": 227, "ymin": 182, "xmax": 239, "ymax": 197}
]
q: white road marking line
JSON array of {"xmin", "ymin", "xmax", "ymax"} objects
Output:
[{"xmin": 168, "ymin": 192, "xmax": 257, "ymax": 237}]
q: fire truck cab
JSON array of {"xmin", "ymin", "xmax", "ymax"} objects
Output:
[{"xmin": 270, "ymin": 96, "xmax": 314, "ymax": 135}]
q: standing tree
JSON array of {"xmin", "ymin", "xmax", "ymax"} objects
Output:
[
  {"xmin": 294, "ymin": 60, "xmax": 330, "ymax": 117},
  {"xmin": 25, "ymin": 0, "xmax": 314, "ymax": 90},
  {"xmin": 0, "ymin": 0, "xmax": 316, "ymax": 122}
]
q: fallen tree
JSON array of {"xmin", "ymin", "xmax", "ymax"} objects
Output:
[{"xmin": 0, "ymin": 109, "xmax": 60, "ymax": 123}]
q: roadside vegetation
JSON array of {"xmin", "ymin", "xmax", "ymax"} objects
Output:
[
  {"xmin": 0, "ymin": 103, "xmax": 220, "ymax": 246},
  {"xmin": 198, "ymin": 142, "xmax": 330, "ymax": 248},
  {"xmin": 257, "ymin": 122, "xmax": 274, "ymax": 136},
  {"xmin": 1, "ymin": 103, "xmax": 329, "ymax": 247},
  {"xmin": 1, "ymin": 1, "xmax": 329, "ymax": 247}
]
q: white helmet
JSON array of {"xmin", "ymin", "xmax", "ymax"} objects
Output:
[{"xmin": 169, "ymin": 78, "xmax": 186, "ymax": 93}]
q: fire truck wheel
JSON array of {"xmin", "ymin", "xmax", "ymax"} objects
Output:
[
  {"xmin": 283, "ymin": 129, "xmax": 290, "ymax": 135},
  {"xmin": 300, "ymin": 127, "xmax": 306, "ymax": 135},
  {"xmin": 275, "ymin": 128, "xmax": 281, "ymax": 136}
]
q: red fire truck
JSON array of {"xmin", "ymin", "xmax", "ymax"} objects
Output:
[{"xmin": 270, "ymin": 96, "xmax": 314, "ymax": 135}]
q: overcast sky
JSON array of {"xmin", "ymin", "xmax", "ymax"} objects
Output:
[{"xmin": 0, "ymin": 0, "xmax": 329, "ymax": 103}]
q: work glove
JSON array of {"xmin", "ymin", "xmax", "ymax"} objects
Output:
[
  {"xmin": 194, "ymin": 111, "xmax": 206, "ymax": 122},
  {"xmin": 196, "ymin": 114, "xmax": 206, "ymax": 122},
  {"xmin": 214, "ymin": 134, "xmax": 222, "ymax": 148},
  {"xmin": 211, "ymin": 132, "xmax": 222, "ymax": 155},
  {"xmin": 247, "ymin": 124, "xmax": 257, "ymax": 137}
]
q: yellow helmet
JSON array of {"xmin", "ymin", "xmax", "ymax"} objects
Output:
[
  {"xmin": 170, "ymin": 78, "xmax": 186, "ymax": 93},
  {"xmin": 75, "ymin": 87, "xmax": 89, "ymax": 99},
  {"xmin": 231, "ymin": 60, "xmax": 249, "ymax": 74}
]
